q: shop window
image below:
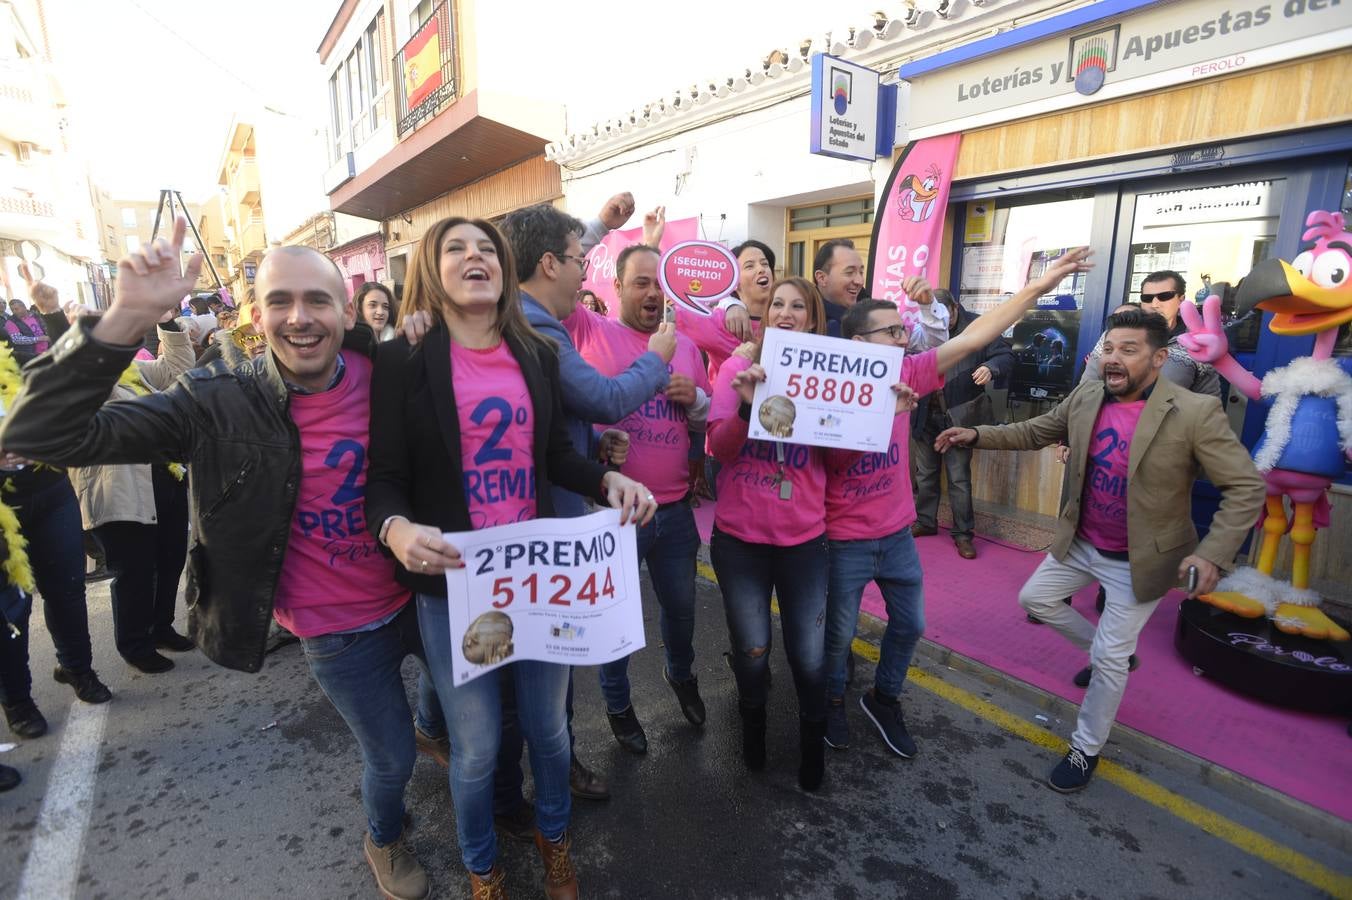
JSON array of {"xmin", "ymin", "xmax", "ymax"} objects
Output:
[{"xmin": 1125, "ymin": 179, "xmax": 1285, "ymax": 355}]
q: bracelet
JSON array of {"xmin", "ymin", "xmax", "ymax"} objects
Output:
[{"xmin": 378, "ymin": 515, "xmax": 408, "ymax": 547}]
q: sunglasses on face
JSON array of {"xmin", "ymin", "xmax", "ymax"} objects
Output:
[{"xmin": 1139, "ymin": 290, "xmax": 1180, "ymax": 304}]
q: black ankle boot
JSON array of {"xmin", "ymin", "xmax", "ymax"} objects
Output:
[
  {"xmin": 798, "ymin": 717, "xmax": 826, "ymax": 791},
  {"xmin": 738, "ymin": 702, "xmax": 766, "ymax": 771}
]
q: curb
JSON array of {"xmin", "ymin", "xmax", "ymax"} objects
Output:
[{"xmin": 850, "ymin": 610, "xmax": 1352, "ymax": 855}]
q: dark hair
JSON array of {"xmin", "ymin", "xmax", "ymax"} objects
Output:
[
  {"xmin": 841, "ymin": 298, "xmax": 899, "ymax": 339},
  {"xmin": 932, "ymin": 288, "xmax": 956, "ymax": 307},
  {"xmin": 354, "ymin": 281, "xmax": 399, "ymax": 326},
  {"xmin": 731, "ymin": 239, "xmax": 776, "ymax": 273},
  {"xmin": 400, "ymin": 217, "xmax": 547, "ymax": 351},
  {"xmin": 1105, "ymin": 306, "xmax": 1171, "ymax": 351},
  {"xmin": 501, "ymin": 204, "xmax": 585, "ymax": 283},
  {"xmin": 812, "ymin": 238, "xmax": 856, "ymax": 275},
  {"xmin": 615, "ymin": 244, "xmax": 659, "ymax": 283},
  {"xmin": 1143, "ymin": 269, "xmax": 1186, "ymax": 295}
]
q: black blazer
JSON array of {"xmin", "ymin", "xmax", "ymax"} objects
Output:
[{"xmin": 366, "ymin": 324, "xmax": 610, "ymax": 597}]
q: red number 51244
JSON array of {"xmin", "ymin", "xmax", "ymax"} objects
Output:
[{"xmin": 491, "ymin": 569, "xmax": 616, "ymax": 609}]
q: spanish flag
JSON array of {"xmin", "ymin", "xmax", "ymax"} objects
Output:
[{"xmin": 404, "ymin": 19, "xmax": 442, "ymax": 110}]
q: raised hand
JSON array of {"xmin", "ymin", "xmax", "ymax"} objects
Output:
[
  {"xmin": 95, "ymin": 217, "xmax": 204, "ymax": 346},
  {"xmin": 642, "ymin": 205, "xmax": 666, "ymax": 247},
  {"xmin": 599, "ymin": 192, "xmax": 636, "ymax": 230},
  {"xmin": 902, "ymin": 275, "xmax": 934, "ymax": 305},
  {"xmin": 1027, "ymin": 247, "xmax": 1093, "ymax": 296},
  {"xmin": 1177, "ymin": 294, "xmax": 1229, "ymax": 363}
]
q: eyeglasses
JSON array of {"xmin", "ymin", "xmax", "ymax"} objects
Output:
[
  {"xmin": 553, "ymin": 252, "xmax": 590, "ymax": 278},
  {"xmin": 858, "ymin": 324, "xmax": 908, "ymax": 341},
  {"xmin": 1139, "ymin": 290, "xmax": 1181, "ymax": 304}
]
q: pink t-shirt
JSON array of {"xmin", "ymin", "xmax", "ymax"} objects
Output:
[
  {"xmin": 676, "ymin": 305, "xmax": 760, "ymax": 387},
  {"xmin": 567, "ymin": 306, "xmax": 711, "ymax": 504},
  {"xmin": 274, "ymin": 353, "xmax": 408, "ymax": 637},
  {"xmin": 451, "ymin": 341, "xmax": 537, "ymax": 529},
  {"xmin": 1076, "ymin": 398, "xmax": 1146, "ymax": 552},
  {"xmin": 825, "ymin": 349, "xmax": 943, "ymax": 540},
  {"xmin": 707, "ymin": 354, "xmax": 827, "ymax": 546}
]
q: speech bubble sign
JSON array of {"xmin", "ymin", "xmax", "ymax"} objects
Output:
[{"xmin": 658, "ymin": 240, "xmax": 739, "ymax": 316}]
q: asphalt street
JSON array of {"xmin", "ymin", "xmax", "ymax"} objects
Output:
[{"xmin": 1, "ymin": 564, "xmax": 1347, "ymax": 900}]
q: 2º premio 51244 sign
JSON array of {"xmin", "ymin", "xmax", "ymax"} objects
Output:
[{"xmin": 442, "ymin": 509, "xmax": 645, "ymax": 685}]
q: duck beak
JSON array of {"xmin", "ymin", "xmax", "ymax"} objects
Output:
[{"xmin": 1234, "ymin": 259, "xmax": 1352, "ymax": 336}]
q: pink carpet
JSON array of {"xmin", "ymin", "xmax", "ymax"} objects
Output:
[{"xmin": 691, "ymin": 501, "xmax": 1352, "ymax": 822}]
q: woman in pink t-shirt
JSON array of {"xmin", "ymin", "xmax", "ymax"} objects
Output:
[
  {"xmin": 706, "ymin": 276, "xmax": 832, "ymax": 792},
  {"xmin": 365, "ymin": 217, "xmax": 654, "ymax": 897}
]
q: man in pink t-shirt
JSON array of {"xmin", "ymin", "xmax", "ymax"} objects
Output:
[
  {"xmin": 568, "ymin": 243, "xmax": 713, "ymax": 749},
  {"xmin": 823, "ymin": 257, "xmax": 1095, "ymax": 761}
]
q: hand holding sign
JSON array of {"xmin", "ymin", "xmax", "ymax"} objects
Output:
[{"xmin": 658, "ymin": 241, "xmax": 740, "ymax": 316}]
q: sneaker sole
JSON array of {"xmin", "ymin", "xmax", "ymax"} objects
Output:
[
  {"xmin": 1047, "ymin": 777, "xmax": 1093, "ymax": 794},
  {"xmin": 858, "ymin": 699, "xmax": 915, "ymax": 759},
  {"xmin": 823, "ymin": 736, "xmax": 849, "ymax": 750}
]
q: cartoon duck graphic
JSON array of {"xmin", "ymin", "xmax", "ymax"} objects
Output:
[
  {"xmin": 1179, "ymin": 210, "xmax": 1352, "ymax": 641},
  {"xmin": 896, "ymin": 163, "xmax": 943, "ymax": 223}
]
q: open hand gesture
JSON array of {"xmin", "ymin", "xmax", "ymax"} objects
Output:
[
  {"xmin": 1177, "ymin": 294, "xmax": 1229, "ymax": 363},
  {"xmin": 96, "ymin": 217, "xmax": 203, "ymax": 345},
  {"xmin": 1027, "ymin": 247, "xmax": 1093, "ymax": 296},
  {"xmin": 642, "ymin": 206, "xmax": 666, "ymax": 247}
]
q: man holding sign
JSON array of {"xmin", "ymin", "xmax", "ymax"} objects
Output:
[
  {"xmin": 567, "ymin": 243, "xmax": 713, "ymax": 748},
  {"xmin": 820, "ymin": 251, "xmax": 1094, "ymax": 759}
]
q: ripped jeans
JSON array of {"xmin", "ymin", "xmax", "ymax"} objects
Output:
[{"xmin": 710, "ymin": 528, "xmax": 827, "ymax": 722}]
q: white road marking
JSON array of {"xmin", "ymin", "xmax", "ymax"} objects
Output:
[{"xmin": 16, "ymin": 701, "xmax": 109, "ymax": 900}]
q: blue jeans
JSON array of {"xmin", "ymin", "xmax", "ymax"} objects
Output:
[
  {"xmin": 417, "ymin": 594, "xmax": 572, "ymax": 875},
  {"xmin": 598, "ymin": 501, "xmax": 700, "ymax": 712},
  {"xmin": 0, "ymin": 587, "xmax": 34, "ymax": 706},
  {"xmin": 13, "ymin": 477, "xmax": 93, "ymax": 673},
  {"xmin": 709, "ymin": 528, "xmax": 827, "ymax": 721},
  {"xmin": 299, "ymin": 601, "xmax": 430, "ymax": 846},
  {"xmin": 825, "ymin": 528, "xmax": 926, "ymax": 700}
]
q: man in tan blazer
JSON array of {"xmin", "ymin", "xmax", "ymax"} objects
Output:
[{"xmin": 935, "ymin": 308, "xmax": 1264, "ymax": 792}]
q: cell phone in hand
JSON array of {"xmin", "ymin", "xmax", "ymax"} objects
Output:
[
  {"xmin": 664, "ymin": 300, "xmax": 676, "ymax": 324},
  {"xmin": 1186, "ymin": 565, "xmax": 1199, "ymax": 594}
]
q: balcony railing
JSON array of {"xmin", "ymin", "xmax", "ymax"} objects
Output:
[{"xmin": 393, "ymin": 1, "xmax": 457, "ymax": 137}]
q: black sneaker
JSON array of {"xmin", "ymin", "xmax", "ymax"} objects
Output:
[
  {"xmin": 493, "ymin": 802, "xmax": 535, "ymax": 843},
  {"xmin": 53, "ymin": 666, "xmax": 112, "ymax": 704},
  {"xmin": 0, "ymin": 763, "xmax": 18, "ymax": 792},
  {"xmin": 606, "ymin": 705, "xmax": 648, "ymax": 755},
  {"xmin": 663, "ymin": 669, "xmax": 706, "ymax": 726},
  {"xmin": 824, "ymin": 696, "xmax": 849, "ymax": 750},
  {"xmin": 154, "ymin": 628, "xmax": 195, "ymax": 652},
  {"xmin": 1048, "ymin": 746, "xmax": 1099, "ymax": 792},
  {"xmin": 3, "ymin": 699, "xmax": 47, "ymax": 739},
  {"xmin": 1073, "ymin": 654, "xmax": 1139, "ymax": 688},
  {"xmin": 859, "ymin": 690, "xmax": 917, "ymax": 758},
  {"xmin": 125, "ymin": 652, "xmax": 174, "ymax": 674}
]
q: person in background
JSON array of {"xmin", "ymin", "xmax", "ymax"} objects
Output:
[
  {"xmin": 910, "ymin": 288, "xmax": 1014, "ymax": 561},
  {"xmin": 5, "ymin": 299, "xmax": 48, "ymax": 355},
  {"xmin": 366, "ymin": 215, "xmax": 656, "ymax": 899},
  {"xmin": 578, "ymin": 289, "xmax": 607, "ymax": 317},
  {"xmin": 933, "ymin": 307, "xmax": 1264, "ymax": 793},
  {"xmin": 356, "ymin": 282, "xmax": 399, "ymax": 342}
]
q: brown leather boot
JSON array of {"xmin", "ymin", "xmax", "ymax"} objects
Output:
[
  {"xmin": 469, "ymin": 866, "xmax": 508, "ymax": 900},
  {"xmin": 534, "ymin": 829, "xmax": 579, "ymax": 900}
]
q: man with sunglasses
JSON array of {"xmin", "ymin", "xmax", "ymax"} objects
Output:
[
  {"xmin": 1082, "ymin": 271, "xmax": 1220, "ymax": 397},
  {"xmin": 821, "ymin": 250, "xmax": 1093, "ymax": 757}
]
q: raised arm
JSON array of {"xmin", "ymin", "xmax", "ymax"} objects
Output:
[{"xmin": 935, "ymin": 248, "xmax": 1093, "ymax": 374}]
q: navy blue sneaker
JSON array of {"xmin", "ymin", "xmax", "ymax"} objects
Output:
[
  {"xmin": 824, "ymin": 696, "xmax": 849, "ymax": 750},
  {"xmin": 859, "ymin": 690, "xmax": 916, "ymax": 758},
  {"xmin": 1048, "ymin": 746, "xmax": 1099, "ymax": 793}
]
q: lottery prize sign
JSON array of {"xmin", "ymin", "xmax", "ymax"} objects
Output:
[
  {"xmin": 443, "ymin": 509, "xmax": 644, "ymax": 686},
  {"xmin": 748, "ymin": 328, "xmax": 902, "ymax": 453}
]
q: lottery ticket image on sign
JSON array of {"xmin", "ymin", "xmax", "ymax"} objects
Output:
[
  {"xmin": 443, "ymin": 508, "xmax": 644, "ymax": 685},
  {"xmin": 749, "ymin": 328, "xmax": 902, "ymax": 452}
]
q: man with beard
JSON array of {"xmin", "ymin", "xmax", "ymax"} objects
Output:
[{"xmin": 933, "ymin": 307, "xmax": 1263, "ymax": 793}]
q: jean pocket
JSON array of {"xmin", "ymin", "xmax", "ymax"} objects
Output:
[{"xmin": 300, "ymin": 631, "xmax": 361, "ymax": 661}]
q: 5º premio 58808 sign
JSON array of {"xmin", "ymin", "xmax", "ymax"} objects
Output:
[{"xmin": 443, "ymin": 509, "xmax": 645, "ymax": 685}]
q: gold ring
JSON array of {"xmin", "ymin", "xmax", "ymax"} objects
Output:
[{"xmin": 420, "ymin": 559, "xmax": 428, "ymax": 571}]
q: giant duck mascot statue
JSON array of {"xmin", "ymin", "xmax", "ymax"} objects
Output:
[{"xmin": 1178, "ymin": 209, "xmax": 1351, "ymax": 643}]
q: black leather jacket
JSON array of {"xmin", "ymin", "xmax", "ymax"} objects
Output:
[{"xmin": 1, "ymin": 318, "xmax": 376, "ymax": 673}]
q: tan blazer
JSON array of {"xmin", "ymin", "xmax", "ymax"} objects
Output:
[{"xmin": 974, "ymin": 377, "xmax": 1265, "ymax": 603}]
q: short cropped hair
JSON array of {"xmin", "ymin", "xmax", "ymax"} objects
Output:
[
  {"xmin": 841, "ymin": 298, "xmax": 898, "ymax": 339},
  {"xmin": 1105, "ymin": 306, "xmax": 1171, "ymax": 351},
  {"xmin": 1143, "ymin": 269, "xmax": 1185, "ymax": 295},
  {"xmin": 812, "ymin": 238, "xmax": 856, "ymax": 275},
  {"xmin": 501, "ymin": 204, "xmax": 585, "ymax": 283},
  {"xmin": 615, "ymin": 244, "xmax": 659, "ymax": 283}
]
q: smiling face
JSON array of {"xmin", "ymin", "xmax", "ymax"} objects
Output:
[
  {"xmin": 737, "ymin": 247, "xmax": 772, "ymax": 307},
  {"xmin": 616, "ymin": 247, "xmax": 663, "ymax": 333},
  {"xmin": 1100, "ymin": 326, "xmax": 1167, "ymax": 400},
  {"xmin": 438, "ymin": 222, "xmax": 503, "ymax": 318},
  {"xmin": 360, "ymin": 288, "xmax": 391, "ymax": 331},
  {"xmin": 252, "ymin": 249, "xmax": 354, "ymax": 392},
  {"xmin": 767, "ymin": 282, "xmax": 813, "ymax": 332},
  {"xmin": 816, "ymin": 245, "xmax": 866, "ymax": 307}
]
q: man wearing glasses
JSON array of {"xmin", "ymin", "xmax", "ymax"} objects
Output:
[{"xmin": 1082, "ymin": 270, "xmax": 1221, "ymax": 397}]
